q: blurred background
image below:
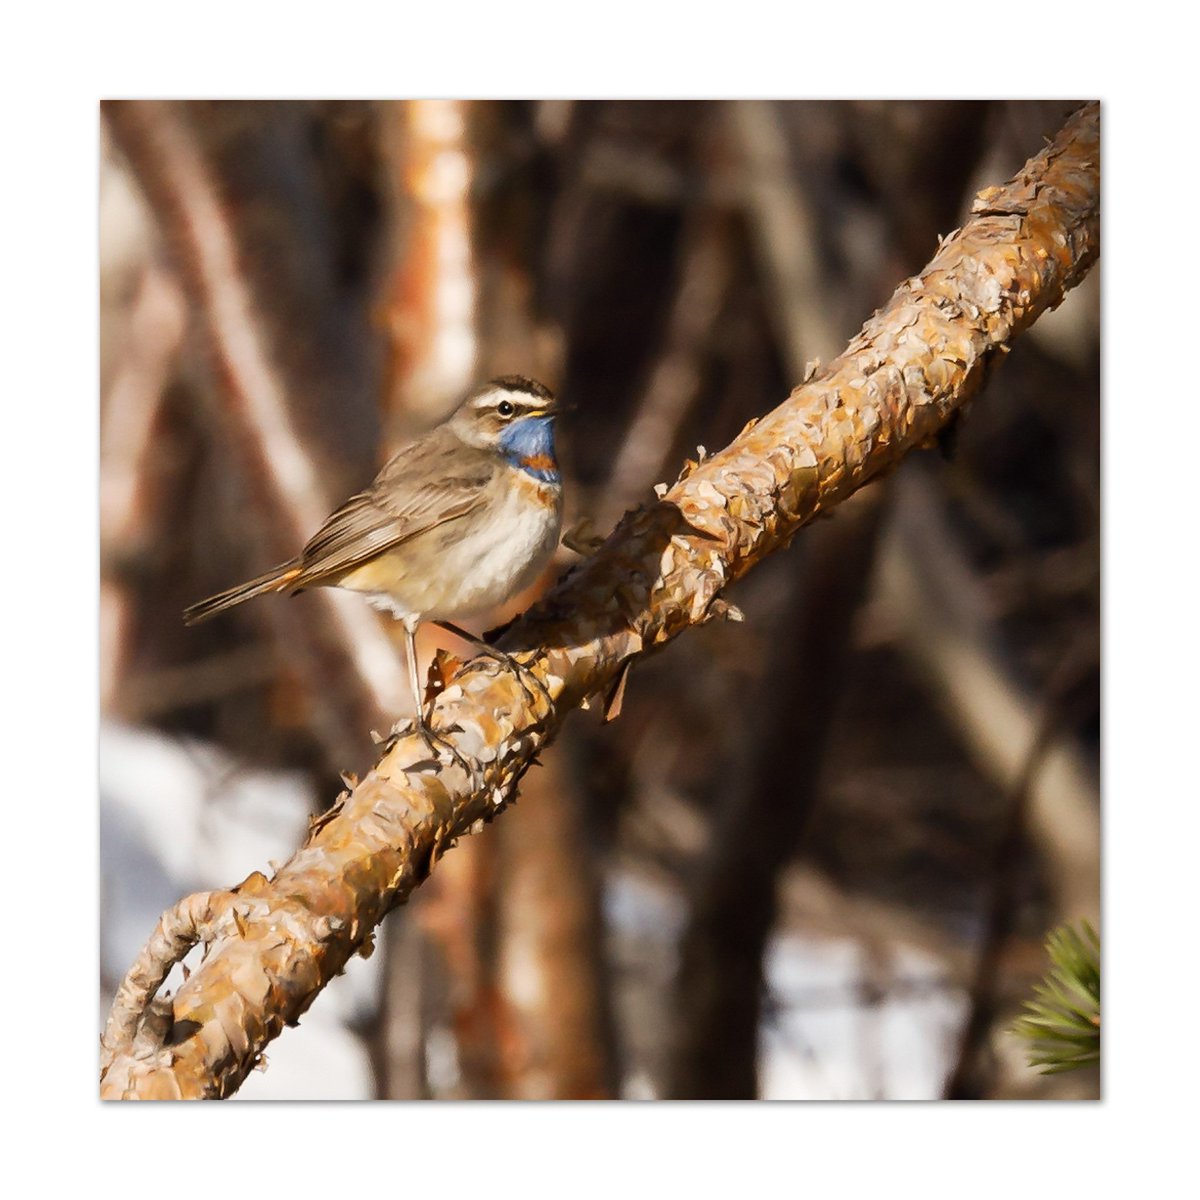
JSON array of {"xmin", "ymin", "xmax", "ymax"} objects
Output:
[{"xmin": 99, "ymin": 99, "xmax": 1099, "ymax": 1100}]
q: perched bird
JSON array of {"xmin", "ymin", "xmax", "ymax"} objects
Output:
[{"xmin": 184, "ymin": 375, "xmax": 564, "ymax": 735}]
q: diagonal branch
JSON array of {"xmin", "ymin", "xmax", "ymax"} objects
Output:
[{"xmin": 100, "ymin": 103, "xmax": 1099, "ymax": 1099}]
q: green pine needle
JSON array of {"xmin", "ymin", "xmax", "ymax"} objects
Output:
[{"xmin": 1010, "ymin": 921, "xmax": 1100, "ymax": 1075}]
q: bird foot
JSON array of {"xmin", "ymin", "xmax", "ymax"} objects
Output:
[
  {"xmin": 411, "ymin": 715, "xmax": 483, "ymax": 788},
  {"xmin": 433, "ymin": 621, "xmax": 556, "ymax": 722}
]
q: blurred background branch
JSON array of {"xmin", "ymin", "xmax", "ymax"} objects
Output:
[{"xmin": 103, "ymin": 100, "xmax": 406, "ymax": 772}]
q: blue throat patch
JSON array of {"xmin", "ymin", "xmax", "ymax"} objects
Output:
[{"xmin": 498, "ymin": 416, "xmax": 560, "ymax": 483}]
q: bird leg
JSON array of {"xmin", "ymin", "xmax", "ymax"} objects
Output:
[
  {"xmin": 432, "ymin": 619, "xmax": 556, "ymax": 721},
  {"xmin": 402, "ymin": 618, "xmax": 480, "ymax": 783}
]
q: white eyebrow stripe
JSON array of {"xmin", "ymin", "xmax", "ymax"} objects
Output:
[{"xmin": 473, "ymin": 389, "xmax": 544, "ymax": 410}]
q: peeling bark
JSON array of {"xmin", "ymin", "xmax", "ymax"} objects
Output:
[
  {"xmin": 665, "ymin": 96, "xmax": 1002, "ymax": 1101},
  {"xmin": 100, "ymin": 103, "xmax": 1100, "ymax": 1099}
]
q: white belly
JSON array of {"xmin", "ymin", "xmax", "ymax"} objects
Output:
[{"xmin": 354, "ymin": 472, "xmax": 562, "ymax": 622}]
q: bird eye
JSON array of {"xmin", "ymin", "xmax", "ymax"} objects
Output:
[{"xmin": 497, "ymin": 400, "xmax": 515, "ymax": 418}]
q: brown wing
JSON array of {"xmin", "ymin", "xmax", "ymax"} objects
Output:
[{"xmin": 289, "ymin": 428, "xmax": 493, "ymax": 589}]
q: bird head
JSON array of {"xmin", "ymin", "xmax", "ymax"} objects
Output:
[{"xmin": 450, "ymin": 376, "xmax": 561, "ymax": 482}]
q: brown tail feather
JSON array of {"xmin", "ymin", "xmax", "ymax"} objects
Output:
[{"xmin": 183, "ymin": 563, "xmax": 303, "ymax": 625}]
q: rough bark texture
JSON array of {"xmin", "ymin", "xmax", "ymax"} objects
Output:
[
  {"xmin": 665, "ymin": 98, "xmax": 997, "ymax": 1101},
  {"xmin": 100, "ymin": 103, "xmax": 1099, "ymax": 1099}
]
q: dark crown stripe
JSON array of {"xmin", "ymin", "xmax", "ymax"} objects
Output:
[{"xmin": 484, "ymin": 375, "xmax": 555, "ymax": 402}]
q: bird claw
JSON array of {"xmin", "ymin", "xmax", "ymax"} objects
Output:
[
  {"xmin": 478, "ymin": 646, "xmax": 556, "ymax": 723},
  {"xmin": 414, "ymin": 716, "xmax": 484, "ymax": 790},
  {"xmin": 432, "ymin": 620, "xmax": 555, "ymax": 723}
]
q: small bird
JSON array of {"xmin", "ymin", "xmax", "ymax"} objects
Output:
[{"xmin": 184, "ymin": 375, "xmax": 564, "ymax": 735}]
